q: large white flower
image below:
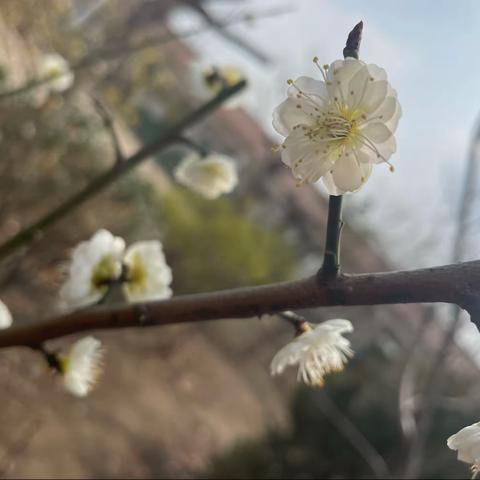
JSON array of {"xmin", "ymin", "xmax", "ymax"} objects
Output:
[
  {"xmin": 447, "ymin": 422, "xmax": 480, "ymax": 475},
  {"xmin": 272, "ymin": 57, "xmax": 401, "ymax": 194},
  {"xmin": 40, "ymin": 53, "xmax": 74, "ymax": 92},
  {"xmin": 270, "ymin": 319, "xmax": 354, "ymax": 386},
  {"xmin": 0, "ymin": 300, "xmax": 12, "ymax": 329},
  {"xmin": 59, "ymin": 229, "xmax": 125, "ymax": 310},
  {"xmin": 190, "ymin": 62, "xmax": 244, "ymax": 108},
  {"xmin": 174, "ymin": 152, "xmax": 238, "ymax": 199},
  {"xmin": 61, "ymin": 336, "xmax": 104, "ymax": 397},
  {"xmin": 122, "ymin": 240, "xmax": 173, "ymax": 302}
]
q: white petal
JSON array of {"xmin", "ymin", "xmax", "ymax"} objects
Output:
[
  {"xmin": 64, "ymin": 336, "xmax": 103, "ymax": 397},
  {"xmin": 272, "ymin": 98, "xmax": 315, "ymax": 136},
  {"xmin": 327, "ymin": 58, "xmax": 365, "ymax": 101},
  {"xmin": 366, "ymin": 63, "xmax": 387, "ymax": 81},
  {"xmin": 361, "ymin": 122, "xmax": 393, "ymax": 143},
  {"xmin": 122, "ymin": 240, "xmax": 173, "ymax": 302},
  {"xmin": 58, "ymin": 229, "xmax": 125, "ymax": 311},
  {"xmin": 0, "ymin": 300, "xmax": 12, "ymax": 329},
  {"xmin": 288, "ymin": 76, "xmax": 328, "ymax": 101},
  {"xmin": 174, "ymin": 153, "xmax": 238, "ymax": 199},
  {"xmin": 330, "ymin": 153, "xmax": 372, "ymax": 192},
  {"xmin": 291, "ymin": 150, "xmax": 335, "ymax": 184},
  {"xmin": 281, "ymin": 128, "xmax": 315, "ymax": 167}
]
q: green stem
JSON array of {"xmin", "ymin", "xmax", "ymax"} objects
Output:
[
  {"xmin": 319, "ymin": 195, "xmax": 344, "ymax": 278},
  {"xmin": 0, "ymin": 80, "xmax": 246, "ymax": 261}
]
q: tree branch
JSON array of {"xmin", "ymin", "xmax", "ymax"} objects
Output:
[
  {"xmin": 1, "ymin": 260, "xmax": 480, "ymax": 349},
  {"xmin": 0, "ymin": 80, "xmax": 246, "ymax": 262}
]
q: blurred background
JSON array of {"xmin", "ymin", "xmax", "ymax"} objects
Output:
[{"xmin": 0, "ymin": 0, "xmax": 479, "ymax": 478}]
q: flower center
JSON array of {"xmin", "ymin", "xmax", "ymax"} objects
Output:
[
  {"xmin": 126, "ymin": 253, "xmax": 147, "ymax": 292},
  {"xmin": 90, "ymin": 256, "xmax": 118, "ymax": 291}
]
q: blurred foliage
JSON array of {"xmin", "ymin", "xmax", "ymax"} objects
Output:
[
  {"xmin": 203, "ymin": 344, "xmax": 477, "ymax": 479},
  {"xmin": 157, "ymin": 187, "xmax": 298, "ymax": 293}
]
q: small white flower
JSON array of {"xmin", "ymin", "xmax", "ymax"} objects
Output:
[
  {"xmin": 59, "ymin": 229, "xmax": 125, "ymax": 310},
  {"xmin": 61, "ymin": 336, "xmax": 104, "ymax": 397},
  {"xmin": 0, "ymin": 300, "xmax": 12, "ymax": 329},
  {"xmin": 174, "ymin": 152, "xmax": 238, "ymax": 199},
  {"xmin": 448, "ymin": 422, "xmax": 480, "ymax": 475},
  {"xmin": 270, "ymin": 319, "xmax": 354, "ymax": 387},
  {"xmin": 190, "ymin": 62, "xmax": 244, "ymax": 108},
  {"xmin": 272, "ymin": 57, "xmax": 401, "ymax": 194},
  {"xmin": 40, "ymin": 53, "xmax": 74, "ymax": 92},
  {"xmin": 122, "ymin": 240, "xmax": 173, "ymax": 302}
]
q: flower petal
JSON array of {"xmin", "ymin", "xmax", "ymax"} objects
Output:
[
  {"xmin": 273, "ymin": 98, "xmax": 315, "ymax": 136},
  {"xmin": 330, "ymin": 153, "xmax": 372, "ymax": 192},
  {"xmin": 361, "ymin": 122, "xmax": 393, "ymax": 143}
]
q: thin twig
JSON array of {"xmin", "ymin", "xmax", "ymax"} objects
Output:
[
  {"xmin": 176, "ymin": 135, "xmax": 209, "ymax": 157},
  {"xmin": 0, "ymin": 260, "xmax": 479, "ymax": 349},
  {"xmin": 277, "ymin": 311, "xmax": 308, "ymax": 335},
  {"xmin": 91, "ymin": 95, "xmax": 124, "ymax": 164},
  {"xmin": 0, "ymin": 80, "xmax": 246, "ymax": 262},
  {"xmin": 319, "ymin": 391, "xmax": 390, "ymax": 478}
]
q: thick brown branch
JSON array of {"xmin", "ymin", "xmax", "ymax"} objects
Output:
[{"xmin": 1, "ymin": 260, "xmax": 480, "ymax": 349}]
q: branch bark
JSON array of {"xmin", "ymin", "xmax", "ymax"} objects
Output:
[{"xmin": 1, "ymin": 260, "xmax": 480, "ymax": 349}]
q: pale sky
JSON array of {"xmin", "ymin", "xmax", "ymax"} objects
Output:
[{"xmin": 169, "ymin": 0, "xmax": 480, "ymax": 270}]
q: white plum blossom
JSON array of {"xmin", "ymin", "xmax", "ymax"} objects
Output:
[
  {"xmin": 59, "ymin": 229, "xmax": 125, "ymax": 310},
  {"xmin": 61, "ymin": 336, "xmax": 104, "ymax": 397},
  {"xmin": 270, "ymin": 319, "xmax": 354, "ymax": 387},
  {"xmin": 122, "ymin": 240, "xmax": 173, "ymax": 302},
  {"xmin": 190, "ymin": 62, "xmax": 244, "ymax": 108},
  {"xmin": 272, "ymin": 57, "xmax": 401, "ymax": 194},
  {"xmin": 174, "ymin": 152, "xmax": 238, "ymax": 199},
  {"xmin": 0, "ymin": 300, "xmax": 12, "ymax": 329},
  {"xmin": 40, "ymin": 53, "xmax": 74, "ymax": 92},
  {"xmin": 447, "ymin": 422, "xmax": 480, "ymax": 476}
]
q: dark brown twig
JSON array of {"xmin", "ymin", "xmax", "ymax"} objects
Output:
[{"xmin": 0, "ymin": 260, "xmax": 479, "ymax": 349}]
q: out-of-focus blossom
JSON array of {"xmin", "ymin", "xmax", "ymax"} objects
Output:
[
  {"xmin": 272, "ymin": 57, "xmax": 401, "ymax": 194},
  {"xmin": 190, "ymin": 62, "xmax": 244, "ymax": 108},
  {"xmin": 174, "ymin": 152, "xmax": 238, "ymax": 199},
  {"xmin": 40, "ymin": 53, "xmax": 74, "ymax": 92},
  {"xmin": 270, "ymin": 319, "xmax": 354, "ymax": 386},
  {"xmin": 122, "ymin": 241, "xmax": 172, "ymax": 302},
  {"xmin": 59, "ymin": 229, "xmax": 125, "ymax": 310},
  {"xmin": 448, "ymin": 422, "xmax": 480, "ymax": 476},
  {"xmin": 61, "ymin": 336, "xmax": 104, "ymax": 397},
  {"xmin": 0, "ymin": 300, "xmax": 12, "ymax": 329}
]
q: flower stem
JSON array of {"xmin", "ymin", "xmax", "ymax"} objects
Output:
[
  {"xmin": 318, "ymin": 21, "xmax": 363, "ymax": 280},
  {"xmin": 319, "ymin": 195, "xmax": 344, "ymax": 279}
]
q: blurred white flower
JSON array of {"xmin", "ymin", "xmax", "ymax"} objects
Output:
[
  {"xmin": 272, "ymin": 57, "xmax": 401, "ymax": 194},
  {"xmin": 122, "ymin": 240, "xmax": 173, "ymax": 302},
  {"xmin": 0, "ymin": 300, "xmax": 12, "ymax": 329},
  {"xmin": 59, "ymin": 229, "xmax": 125, "ymax": 310},
  {"xmin": 190, "ymin": 62, "xmax": 244, "ymax": 108},
  {"xmin": 448, "ymin": 422, "xmax": 480, "ymax": 475},
  {"xmin": 270, "ymin": 319, "xmax": 353, "ymax": 387},
  {"xmin": 40, "ymin": 53, "xmax": 74, "ymax": 92},
  {"xmin": 174, "ymin": 152, "xmax": 238, "ymax": 199},
  {"xmin": 61, "ymin": 336, "xmax": 104, "ymax": 397}
]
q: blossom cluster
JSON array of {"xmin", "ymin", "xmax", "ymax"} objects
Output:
[{"xmin": 59, "ymin": 229, "xmax": 173, "ymax": 310}]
